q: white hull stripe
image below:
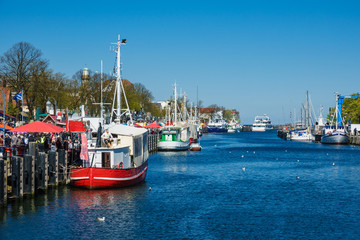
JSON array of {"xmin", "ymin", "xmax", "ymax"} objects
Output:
[
  {"xmin": 93, "ymin": 166, "xmax": 148, "ymax": 181},
  {"xmin": 70, "ymin": 177, "xmax": 90, "ymax": 180}
]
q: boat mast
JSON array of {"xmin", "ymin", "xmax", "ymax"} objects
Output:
[
  {"xmin": 100, "ymin": 60, "xmax": 104, "ymax": 124},
  {"xmin": 335, "ymin": 93, "xmax": 339, "ymax": 129},
  {"xmin": 174, "ymin": 83, "xmax": 177, "ymax": 125},
  {"xmin": 183, "ymin": 92, "xmax": 187, "ymax": 122},
  {"xmin": 305, "ymin": 90, "xmax": 309, "ymax": 129},
  {"xmin": 111, "ymin": 35, "xmax": 132, "ymax": 124}
]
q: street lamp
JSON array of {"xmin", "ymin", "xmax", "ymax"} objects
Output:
[
  {"xmin": 46, "ymin": 97, "xmax": 57, "ymax": 126},
  {"xmin": 0, "ymin": 89, "xmax": 5, "ymax": 147}
]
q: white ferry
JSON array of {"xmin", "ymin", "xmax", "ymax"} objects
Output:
[{"xmin": 252, "ymin": 115, "xmax": 273, "ymax": 132}]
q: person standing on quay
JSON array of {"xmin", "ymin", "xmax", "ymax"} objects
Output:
[
  {"xmin": 5, "ymin": 134, "xmax": 11, "ymax": 147},
  {"xmin": 11, "ymin": 134, "xmax": 17, "ymax": 147}
]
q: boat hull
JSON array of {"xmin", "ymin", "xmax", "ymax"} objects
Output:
[
  {"xmin": 289, "ymin": 130, "xmax": 314, "ymax": 141},
  {"xmin": 157, "ymin": 140, "xmax": 189, "ymax": 151},
  {"xmin": 190, "ymin": 143, "xmax": 202, "ymax": 151},
  {"xmin": 70, "ymin": 161, "xmax": 148, "ymax": 189},
  {"xmin": 321, "ymin": 133, "xmax": 349, "ymax": 144},
  {"xmin": 207, "ymin": 127, "xmax": 228, "ymax": 133}
]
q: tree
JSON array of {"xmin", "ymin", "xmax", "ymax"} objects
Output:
[
  {"xmin": 0, "ymin": 42, "xmax": 47, "ymax": 119},
  {"xmin": 341, "ymin": 94, "xmax": 360, "ymax": 124}
]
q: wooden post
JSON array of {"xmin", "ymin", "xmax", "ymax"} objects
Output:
[
  {"xmin": 57, "ymin": 149, "xmax": 67, "ymax": 183},
  {"xmin": 36, "ymin": 152, "xmax": 48, "ymax": 191},
  {"xmin": 23, "ymin": 154, "xmax": 35, "ymax": 195},
  {"xmin": 10, "ymin": 156, "xmax": 23, "ymax": 198},
  {"xmin": 0, "ymin": 160, "xmax": 7, "ymax": 206},
  {"xmin": 48, "ymin": 151, "xmax": 58, "ymax": 187},
  {"xmin": 28, "ymin": 142, "xmax": 37, "ymax": 158}
]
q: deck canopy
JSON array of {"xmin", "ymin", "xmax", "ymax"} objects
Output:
[
  {"xmin": 108, "ymin": 123, "xmax": 147, "ymax": 136},
  {"xmin": 145, "ymin": 121, "xmax": 161, "ymax": 128},
  {"xmin": 9, "ymin": 121, "xmax": 64, "ymax": 133}
]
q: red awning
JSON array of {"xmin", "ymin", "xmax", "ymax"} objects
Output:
[
  {"xmin": 145, "ymin": 121, "xmax": 161, "ymax": 128},
  {"xmin": 9, "ymin": 121, "xmax": 64, "ymax": 133},
  {"xmin": 132, "ymin": 123, "xmax": 144, "ymax": 128},
  {"xmin": 67, "ymin": 120, "xmax": 86, "ymax": 132}
]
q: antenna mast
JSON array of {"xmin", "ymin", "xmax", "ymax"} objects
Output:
[{"xmin": 110, "ymin": 35, "xmax": 133, "ymax": 124}]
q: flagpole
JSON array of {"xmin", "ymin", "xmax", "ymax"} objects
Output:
[{"xmin": 21, "ymin": 90, "xmax": 23, "ymax": 123}]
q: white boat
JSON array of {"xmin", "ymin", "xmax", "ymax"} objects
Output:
[
  {"xmin": 207, "ymin": 111, "xmax": 228, "ymax": 133},
  {"xmin": 289, "ymin": 91, "xmax": 314, "ymax": 141},
  {"xmin": 320, "ymin": 93, "xmax": 358, "ymax": 145},
  {"xmin": 158, "ymin": 126, "xmax": 190, "ymax": 151},
  {"xmin": 321, "ymin": 125, "xmax": 349, "ymax": 144},
  {"xmin": 289, "ymin": 128, "xmax": 314, "ymax": 141},
  {"xmin": 228, "ymin": 110, "xmax": 242, "ymax": 133},
  {"xmin": 252, "ymin": 115, "xmax": 273, "ymax": 132},
  {"xmin": 157, "ymin": 83, "xmax": 190, "ymax": 151}
]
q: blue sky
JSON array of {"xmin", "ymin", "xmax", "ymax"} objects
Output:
[{"xmin": 1, "ymin": 0, "xmax": 360, "ymax": 124}]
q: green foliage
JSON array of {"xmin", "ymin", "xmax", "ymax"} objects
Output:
[
  {"xmin": 0, "ymin": 42, "xmax": 172, "ymax": 120},
  {"xmin": 7, "ymin": 102, "xmax": 19, "ymax": 116},
  {"xmin": 342, "ymin": 94, "xmax": 360, "ymax": 124}
]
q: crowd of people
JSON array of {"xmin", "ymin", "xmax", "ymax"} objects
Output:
[{"xmin": 0, "ymin": 131, "xmax": 82, "ymax": 155}]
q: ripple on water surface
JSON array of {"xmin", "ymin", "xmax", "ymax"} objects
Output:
[{"xmin": 1, "ymin": 131, "xmax": 360, "ymax": 239}]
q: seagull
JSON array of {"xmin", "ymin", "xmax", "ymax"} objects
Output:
[
  {"xmin": 332, "ymin": 162, "xmax": 335, "ymax": 166},
  {"xmin": 149, "ymin": 187, "xmax": 152, "ymax": 191},
  {"xmin": 296, "ymin": 176, "xmax": 300, "ymax": 179},
  {"xmin": 97, "ymin": 217, "xmax": 105, "ymax": 222},
  {"xmin": 241, "ymin": 155, "xmax": 244, "ymax": 158},
  {"xmin": 242, "ymin": 167, "xmax": 246, "ymax": 172}
]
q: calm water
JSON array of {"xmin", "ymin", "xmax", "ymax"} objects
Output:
[{"xmin": 1, "ymin": 131, "xmax": 360, "ymax": 239}]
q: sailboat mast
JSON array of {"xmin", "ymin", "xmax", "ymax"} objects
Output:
[
  {"xmin": 174, "ymin": 83, "xmax": 177, "ymax": 125},
  {"xmin": 305, "ymin": 91, "xmax": 309, "ymax": 128}
]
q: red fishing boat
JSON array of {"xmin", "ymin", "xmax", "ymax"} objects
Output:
[
  {"xmin": 70, "ymin": 124, "xmax": 149, "ymax": 189},
  {"xmin": 70, "ymin": 35, "xmax": 149, "ymax": 189}
]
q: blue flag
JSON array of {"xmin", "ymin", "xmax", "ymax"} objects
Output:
[{"xmin": 13, "ymin": 90, "xmax": 23, "ymax": 101}]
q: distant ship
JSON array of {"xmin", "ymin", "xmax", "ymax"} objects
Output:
[
  {"xmin": 252, "ymin": 115, "xmax": 273, "ymax": 132},
  {"xmin": 207, "ymin": 111, "xmax": 228, "ymax": 133}
]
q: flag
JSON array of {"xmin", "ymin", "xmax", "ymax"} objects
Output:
[
  {"xmin": 13, "ymin": 90, "xmax": 23, "ymax": 102},
  {"xmin": 66, "ymin": 108, "xmax": 69, "ymax": 132},
  {"xmin": 80, "ymin": 133, "xmax": 89, "ymax": 161}
]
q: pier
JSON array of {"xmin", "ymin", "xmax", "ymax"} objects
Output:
[
  {"xmin": 0, "ymin": 142, "xmax": 69, "ymax": 207},
  {"xmin": 148, "ymin": 134, "xmax": 159, "ymax": 152},
  {"xmin": 1, "ymin": 134, "xmax": 158, "ymax": 207},
  {"xmin": 349, "ymin": 135, "xmax": 360, "ymax": 145}
]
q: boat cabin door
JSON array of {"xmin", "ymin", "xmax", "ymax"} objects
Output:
[{"xmin": 102, "ymin": 152, "xmax": 111, "ymax": 168}]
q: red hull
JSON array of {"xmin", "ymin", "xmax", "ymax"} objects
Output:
[
  {"xmin": 70, "ymin": 161, "xmax": 148, "ymax": 189},
  {"xmin": 190, "ymin": 147, "xmax": 201, "ymax": 151}
]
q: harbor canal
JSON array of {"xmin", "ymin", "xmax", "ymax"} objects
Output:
[{"xmin": 1, "ymin": 131, "xmax": 360, "ymax": 239}]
